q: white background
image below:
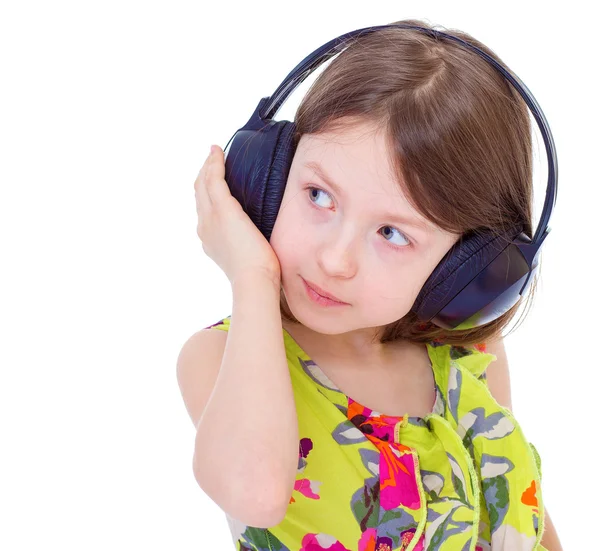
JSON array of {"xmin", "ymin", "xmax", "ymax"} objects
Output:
[{"xmin": 1, "ymin": 1, "xmax": 596, "ymax": 549}]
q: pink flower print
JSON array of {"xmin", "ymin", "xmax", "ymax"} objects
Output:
[
  {"xmin": 290, "ymin": 477, "xmax": 321, "ymax": 502},
  {"xmin": 300, "ymin": 533, "xmax": 352, "ymax": 550},
  {"xmin": 358, "ymin": 528, "xmax": 377, "ymax": 551},
  {"xmin": 290, "ymin": 437, "xmax": 321, "ymax": 504},
  {"xmin": 379, "ymin": 445, "xmax": 421, "ymax": 510}
]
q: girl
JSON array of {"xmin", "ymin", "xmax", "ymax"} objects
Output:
[{"xmin": 182, "ymin": 19, "xmax": 562, "ymax": 550}]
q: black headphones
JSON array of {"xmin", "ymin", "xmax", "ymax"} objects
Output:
[{"xmin": 220, "ymin": 23, "xmax": 557, "ymax": 330}]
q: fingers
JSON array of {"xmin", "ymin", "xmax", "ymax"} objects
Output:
[
  {"xmin": 195, "ymin": 151, "xmax": 213, "ymax": 229},
  {"xmin": 195, "ymin": 144, "xmax": 232, "ymax": 230},
  {"xmin": 203, "ymin": 145, "xmax": 230, "ymax": 203},
  {"xmin": 194, "ymin": 146, "xmax": 231, "ymax": 228}
]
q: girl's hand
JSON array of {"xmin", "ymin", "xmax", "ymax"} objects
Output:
[{"xmin": 194, "ymin": 145, "xmax": 281, "ymax": 286}]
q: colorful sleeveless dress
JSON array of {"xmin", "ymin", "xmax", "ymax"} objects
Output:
[{"xmin": 205, "ymin": 316, "xmax": 547, "ymax": 551}]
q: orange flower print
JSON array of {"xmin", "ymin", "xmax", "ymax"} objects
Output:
[{"xmin": 521, "ymin": 479, "xmax": 539, "ymax": 513}]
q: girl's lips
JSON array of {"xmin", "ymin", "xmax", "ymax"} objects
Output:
[{"xmin": 302, "ymin": 277, "xmax": 349, "ymax": 305}]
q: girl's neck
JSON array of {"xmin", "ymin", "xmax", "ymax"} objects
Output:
[{"xmin": 281, "ymin": 319, "xmax": 412, "ymax": 366}]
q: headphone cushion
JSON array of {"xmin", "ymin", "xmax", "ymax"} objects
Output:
[
  {"xmin": 260, "ymin": 121, "xmax": 297, "ymax": 240},
  {"xmin": 412, "ymin": 223, "xmax": 524, "ymax": 316}
]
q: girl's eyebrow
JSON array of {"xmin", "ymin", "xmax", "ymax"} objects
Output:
[{"xmin": 303, "ymin": 160, "xmax": 430, "ymax": 231}]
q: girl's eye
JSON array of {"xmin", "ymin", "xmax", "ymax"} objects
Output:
[
  {"xmin": 307, "ymin": 186, "xmax": 333, "ymax": 208},
  {"xmin": 379, "ymin": 225, "xmax": 411, "ymax": 248},
  {"xmin": 305, "ymin": 186, "xmax": 412, "ymax": 249}
]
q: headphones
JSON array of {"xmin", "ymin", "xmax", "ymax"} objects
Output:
[{"xmin": 220, "ymin": 23, "xmax": 558, "ymax": 331}]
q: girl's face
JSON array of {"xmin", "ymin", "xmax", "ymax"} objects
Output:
[{"xmin": 269, "ymin": 120, "xmax": 460, "ymax": 344}]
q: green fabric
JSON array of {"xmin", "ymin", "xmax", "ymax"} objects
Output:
[{"xmin": 208, "ymin": 316, "xmax": 546, "ymax": 550}]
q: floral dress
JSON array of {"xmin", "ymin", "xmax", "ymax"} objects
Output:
[{"xmin": 205, "ymin": 316, "xmax": 547, "ymax": 551}]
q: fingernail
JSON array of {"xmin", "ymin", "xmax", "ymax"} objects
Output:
[{"xmin": 210, "ymin": 145, "xmax": 217, "ymax": 155}]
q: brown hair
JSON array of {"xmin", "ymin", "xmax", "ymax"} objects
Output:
[{"xmin": 279, "ymin": 18, "xmax": 541, "ymax": 348}]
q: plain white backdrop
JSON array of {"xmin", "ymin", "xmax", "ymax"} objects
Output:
[{"xmin": 1, "ymin": 1, "xmax": 596, "ymax": 549}]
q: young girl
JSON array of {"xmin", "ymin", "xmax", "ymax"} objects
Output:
[{"xmin": 181, "ymin": 19, "xmax": 562, "ymax": 551}]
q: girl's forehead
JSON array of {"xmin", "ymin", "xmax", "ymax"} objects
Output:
[
  {"xmin": 298, "ymin": 126, "xmax": 398, "ymax": 179},
  {"xmin": 298, "ymin": 121, "xmax": 388, "ymax": 152},
  {"xmin": 296, "ymin": 133, "xmax": 408, "ymax": 200}
]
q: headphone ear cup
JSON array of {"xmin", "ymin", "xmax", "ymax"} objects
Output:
[
  {"xmin": 224, "ymin": 120, "xmax": 296, "ymax": 242},
  {"xmin": 412, "ymin": 224, "xmax": 531, "ymax": 329},
  {"xmin": 262, "ymin": 122, "xmax": 297, "ymax": 241}
]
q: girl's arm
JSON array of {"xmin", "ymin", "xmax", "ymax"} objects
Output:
[
  {"xmin": 192, "ymin": 271, "xmax": 298, "ymax": 528},
  {"xmin": 485, "ymin": 339, "xmax": 563, "ymax": 550}
]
